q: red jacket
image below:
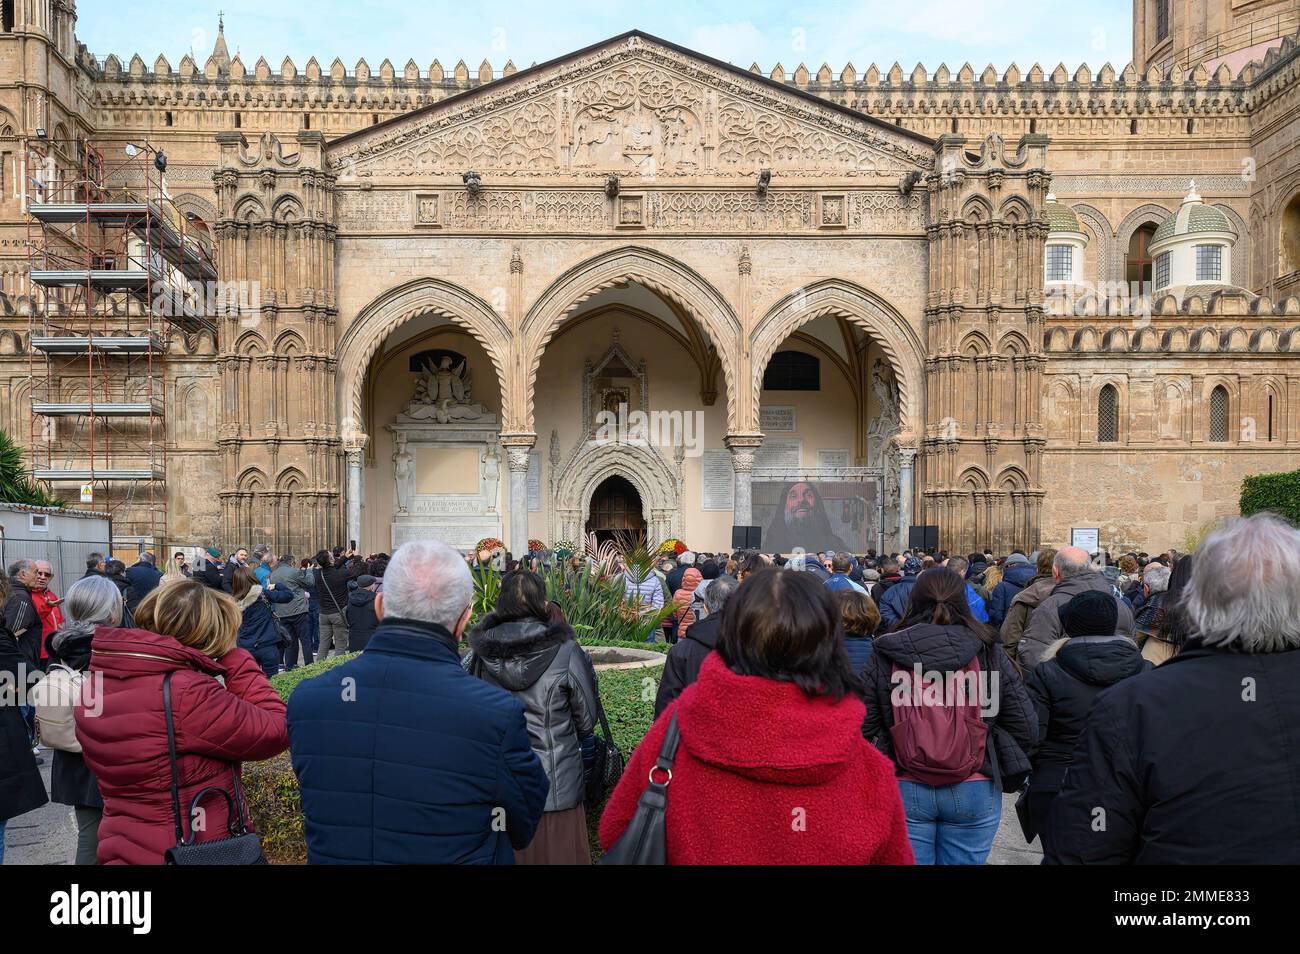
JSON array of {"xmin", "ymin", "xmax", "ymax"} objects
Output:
[
  {"xmin": 31, "ymin": 587, "xmax": 62, "ymax": 659},
  {"xmin": 599, "ymin": 653, "xmax": 914, "ymax": 864},
  {"xmin": 76, "ymin": 627, "xmax": 289, "ymax": 865}
]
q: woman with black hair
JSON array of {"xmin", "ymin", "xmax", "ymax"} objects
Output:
[
  {"xmin": 465, "ymin": 570, "xmax": 600, "ymax": 864},
  {"xmin": 599, "ymin": 567, "xmax": 914, "ymax": 864},
  {"xmin": 861, "ymin": 566, "xmax": 1036, "ymax": 865}
]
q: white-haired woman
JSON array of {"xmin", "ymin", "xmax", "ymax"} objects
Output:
[
  {"xmin": 1047, "ymin": 512, "xmax": 1300, "ymax": 864},
  {"xmin": 39, "ymin": 575, "xmax": 123, "ymax": 864}
]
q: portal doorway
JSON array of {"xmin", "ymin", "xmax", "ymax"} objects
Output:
[{"xmin": 586, "ymin": 475, "xmax": 646, "ymax": 545}]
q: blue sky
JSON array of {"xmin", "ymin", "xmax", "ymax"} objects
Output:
[{"xmin": 78, "ymin": 1, "xmax": 1135, "ymax": 76}]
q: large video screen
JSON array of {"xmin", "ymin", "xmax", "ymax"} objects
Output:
[{"xmin": 753, "ymin": 480, "xmax": 879, "ymax": 554}]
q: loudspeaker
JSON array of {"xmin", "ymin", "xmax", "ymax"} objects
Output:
[
  {"xmin": 731, "ymin": 526, "xmax": 762, "ymax": 549},
  {"xmin": 908, "ymin": 525, "xmax": 939, "ymax": 551}
]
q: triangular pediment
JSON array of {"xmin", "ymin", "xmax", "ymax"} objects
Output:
[{"xmin": 326, "ymin": 31, "xmax": 934, "ymax": 181}]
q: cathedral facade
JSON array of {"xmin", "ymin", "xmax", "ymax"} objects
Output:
[{"xmin": 1, "ymin": 1, "xmax": 1298, "ymax": 558}]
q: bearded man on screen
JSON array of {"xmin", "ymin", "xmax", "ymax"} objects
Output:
[{"xmin": 763, "ymin": 481, "xmax": 848, "ymax": 555}]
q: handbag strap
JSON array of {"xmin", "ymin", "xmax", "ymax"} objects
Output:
[
  {"xmin": 163, "ymin": 671, "xmax": 186, "ymax": 844},
  {"xmin": 653, "ymin": 713, "xmax": 681, "ymax": 778},
  {"xmin": 163, "ymin": 671, "xmax": 251, "ymax": 845}
]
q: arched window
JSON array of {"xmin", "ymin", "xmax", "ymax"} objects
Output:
[
  {"xmin": 1209, "ymin": 385, "xmax": 1229, "ymax": 442},
  {"xmin": 1097, "ymin": 384, "xmax": 1119, "ymax": 443},
  {"xmin": 1280, "ymin": 193, "xmax": 1300, "ymax": 279},
  {"xmin": 1126, "ymin": 223, "xmax": 1158, "ymax": 289}
]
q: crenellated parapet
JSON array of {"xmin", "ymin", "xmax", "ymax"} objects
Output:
[{"xmin": 87, "ymin": 28, "xmax": 1300, "ymax": 124}]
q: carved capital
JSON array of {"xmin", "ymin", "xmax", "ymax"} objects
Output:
[
  {"xmin": 506, "ymin": 448, "xmax": 531, "ymax": 472},
  {"xmin": 730, "ymin": 452, "xmax": 757, "ymax": 474}
]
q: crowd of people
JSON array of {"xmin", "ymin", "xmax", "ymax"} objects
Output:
[{"xmin": 2, "ymin": 511, "xmax": 1299, "ymax": 865}]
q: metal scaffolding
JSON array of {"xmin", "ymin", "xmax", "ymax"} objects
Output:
[{"xmin": 23, "ymin": 135, "xmax": 216, "ymax": 548}]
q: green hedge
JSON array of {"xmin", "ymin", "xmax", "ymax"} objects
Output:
[
  {"xmin": 1240, "ymin": 469, "xmax": 1300, "ymax": 525},
  {"xmin": 245, "ymin": 645, "xmax": 662, "ymax": 864}
]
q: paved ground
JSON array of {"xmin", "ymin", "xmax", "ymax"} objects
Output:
[
  {"xmin": 5, "ymin": 752, "xmax": 1042, "ymax": 865},
  {"xmin": 3, "ymin": 755, "xmax": 75, "ymax": 865}
]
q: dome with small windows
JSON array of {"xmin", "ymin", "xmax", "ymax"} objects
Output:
[
  {"xmin": 1042, "ymin": 194, "xmax": 1088, "ymax": 291},
  {"xmin": 1148, "ymin": 182, "xmax": 1242, "ymax": 301},
  {"xmin": 1151, "ymin": 183, "xmax": 1235, "ymax": 243}
]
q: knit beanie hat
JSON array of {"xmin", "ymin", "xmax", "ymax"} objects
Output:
[{"xmin": 1060, "ymin": 590, "xmax": 1118, "ymax": 638}]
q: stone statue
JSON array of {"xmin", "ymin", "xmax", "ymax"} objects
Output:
[
  {"xmin": 401, "ymin": 355, "xmax": 492, "ymax": 423},
  {"xmin": 871, "ymin": 359, "xmax": 901, "ymax": 434},
  {"xmin": 393, "ymin": 439, "xmax": 413, "ymax": 514},
  {"xmin": 482, "ymin": 449, "xmax": 500, "ymax": 513},
  {"xmin": 866, "ymin": 359, "xmax": 901, "ymax": 468}
]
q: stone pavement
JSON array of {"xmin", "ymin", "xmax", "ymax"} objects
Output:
[
  {"xmin": 3, "ymin": 752, "xmax": 1043, "ymax": 865},
  {"xmin": 3, "ymin": 754, "xmax": 75, "ymax": 865}
]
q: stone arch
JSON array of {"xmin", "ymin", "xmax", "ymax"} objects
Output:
[
  {"xmin": 233, "ymin": 195, "xmax": 265, "ymax": 223},
  {"xmin": 335, "ymin": 277, "xmax": 512, "ymax": 443},
  {"xmin": 274, "ymin": 329, "xmax": 305, "ymax": 356},
  {"xmin": 522, "ymin": 246, "xmax": 740, "ymax": 433},
  {"xmin": 1113, "ymin": 203, "xmax": 1173, "ymax": 285},
  {"xmin": 750, "ymin": 279, "xmax": 925, "ymax": 439},
  {"xmin": 551, "ymin": 440, "xmax": 681, "ymax": 544},
  {"xmin": 172, "ymin": 192, "xmax": 218, "ymax": 223},
  {"xmin": 1071, "ymin": 203, "xmax": 1113, "ymax": 285},
  {"xmin": 1212, "ymin": 204, "xmax": 1249, "ymax": 287},
  {"xmin": 996, "ymin": 464, "xmax": 1029, "ymax": 490}
]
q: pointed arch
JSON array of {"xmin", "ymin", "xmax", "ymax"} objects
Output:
[
  {"xmin": 750, "ymin": 278, "xmax": 924, "ymax": 438},
  {"xmin": 1113, "ymin": 203, "xmax": 1172, "ymax": 284},
  {"xmin": 336, "ymin": 277, "xmax": 512, "ymax": 442},
  {"xmin": 522, "ymin": 246, "xmax": 740, "ymax": 432}
]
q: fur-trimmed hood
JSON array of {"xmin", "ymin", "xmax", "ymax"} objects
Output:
[
  {"xmin": 467, "ymin": 614, "xmax": 576, "ymax": 691},
  {"xmin": 47, "ymin": 619, "xmax": 96, "ymax": 670}
]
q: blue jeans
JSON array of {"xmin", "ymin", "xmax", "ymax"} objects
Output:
[
  {"xmin": 898, "ymin": 778, "xmax": 1001, "ymax": 865},
  {"xmin": 0, "ymin": 819, "xmax": 6, "ymax": 864}
]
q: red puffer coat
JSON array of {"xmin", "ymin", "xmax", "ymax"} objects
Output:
[
  {"xmin": 76, "ymin": 627, "xmax": 289, "ymax": 865},
  {"xmin": 599, "ymin": 653, "xmax": 914, "ymax": 864}
]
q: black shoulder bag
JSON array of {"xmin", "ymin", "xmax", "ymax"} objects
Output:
[
  {"xmin": 162, "ymin": 671, "xmax": 267, "ymax": 865},
  {"xmin": 600, "ymin": 713, "xmax": 679, "ymax": 865},
  {"xmin": 585, "ymin": 693, "xmax": 625, "ymax": 806}
]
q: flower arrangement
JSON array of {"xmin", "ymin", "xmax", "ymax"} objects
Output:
[
  {"xmin": 528, "ymin": 539, "xmax": 547, "ymax": 552},
  {"xmin": 473, "ymin": 537, "xmax": 504, "ymax": 554},
  {"xmin": 657, "ymin": 538, "xmax": 688, "ymax": 556}
]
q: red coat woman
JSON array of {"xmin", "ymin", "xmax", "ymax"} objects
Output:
[
  {"xmin": 600, "ymin": 569, "xmax": 914, "ymax": 865},
  {"xmin": 76, "ymin": 579, "xmax": 288, "ymax": 865}
]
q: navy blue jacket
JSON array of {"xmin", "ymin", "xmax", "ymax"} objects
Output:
[
  {"xmin": 842, "ymin": 633, "xmax": 875, "ymax": 674},
  {"xmin": 236, "ymin": 585, "xmax": 292, "ymax": 659},
  {"xmin": 124, "ymin": 561, "xmax": 163, "ymax": 611},
  {"xmin": 287, "ymin": 618, "xmax": 550, "ymax": 864},
  {"xmin": 989, "ymin": 562, "xmax": 1036, "ymax": 628},
  {"xmin": 878, "ymin": 574, "xmax": 917, "ymax": 630}
]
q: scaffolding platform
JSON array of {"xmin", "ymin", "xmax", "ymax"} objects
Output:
[
  {"xmin": 30, "ymin": 334, "xmax": 164, "ymax": 355},
  {"xmin": 28, "ymin": 202, "xmax": 217, "ymax": 281},
  {"xmin": 32, "ymin": 401, "xmax": 163, "ymax": 417}
]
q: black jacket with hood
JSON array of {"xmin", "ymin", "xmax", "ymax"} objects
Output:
[
  {"xmin": 861, "ymin": 622, "xmax": 1038, "ymax": 785},
  {"xmin": 653, "ymin": 611, "xmax": 721, "ymax": 717},
  {"xmin": 345, "ymin": 585, "xmax": 380, "ymax": 652},
  {"xmin": 44, "ymin": 620, "xmax": 104, "ymax": 808},
  {"xmin": 465, "ymin": 614, "xmax": 599, "ymax": 812},
  {"xmin": 1024, "ymin": 634, "xmax": 1150, "ymax": 791}
]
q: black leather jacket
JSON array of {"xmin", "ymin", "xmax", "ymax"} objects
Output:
[{"xmin": 465, "ymin": 615, "xmax": 598, "ymax": 812}]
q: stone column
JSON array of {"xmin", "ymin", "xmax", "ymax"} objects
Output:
[
  {"xmin": 345, "ymin": 446, "xmax": 364, "ymax": 549},
  {"xmin": 898, "ymin": 447, "xmax": 916, "ymax": 549},
  {"xmin": 724, "ymin": 433, "xmax": 763, "ymax": 529},
  {"xmin": 501, "ymin": 433, "xmax": 536, "ymax": 558}
]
